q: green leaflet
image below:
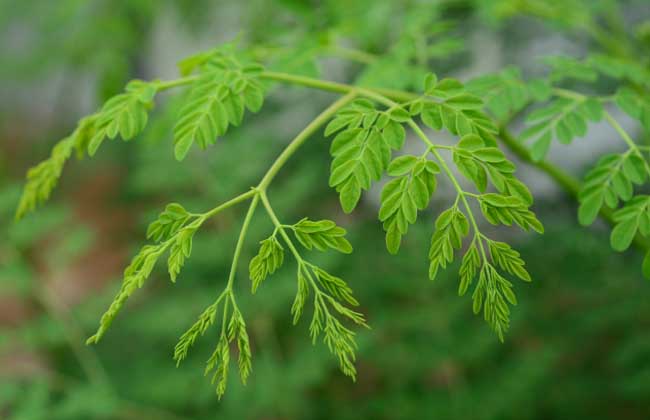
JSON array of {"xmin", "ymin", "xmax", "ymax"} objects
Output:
[
  {"xmin": 453, "ymin": 134, "xmax": 533, "ymax": 204},
  {"xmin": 15, "ymin": 136, "xmax": 75, "ymax": 220},
  {"xmin": 471, "ymin": 264, "xmax": 516, "ymax": 342},
  {"xmin": 291, "ymin": 218, "xmax": 353, "ymax": 254},
  {"xmin": 15, "ymin": 115, "xmax": 97, "ymax": 220},
  {"xmin": 410, "ymin": 73, "xmax": 499, "ymax": 144},
  {"xmin": 173, "ymin": 301, "xmax": 219, "ymax": 365},
  {"xmin": 248, "ymin": 218, "xmax": 363, "ymax": 379},
  {"xmin": 443, "ymin": 231, "xmax": 532, "ymax": 340},
  {"xmin": 521, "ymin": 96, "xmax": 603, "ymax": 161},
  {"xmin": 175, "ymin": 295, "xmax": 252, "ymax": 399},
  {"xmin": 172, "ymin": 56, "xmax": 265, "ymax": 160},
  {"xmin": 13, "ymin": 38, "xmax": 566, "ymax": 397},
  {"xmin": 609, "ymin": 195, "xmax": 650, "ymax": 252},
  {"xmin": 204, "ymin": 305, "xmax": 251, "ymax": 399},
  {"xmin": 325, "ymin": 99, "xmax": 407, "ymax": 213},
  {"xmin": 146, "ymin": 203, "xmax": 191, "ymax": 242},
  {"xmin": 477, "ymin": 193, "xmax": 544, "ymax": 233},
  {"xmin": 544, "ymin": 56, "xmax": 599, "ymax": 83},
  {"xmin": 587, "ymin": 54, "xmax": 650, "ymax": 87},
  {"xmin": 578, "ymin": 152, "xmax": 647, "ymax": 226},
  {"xmin": 296, "ymin": 261, "xmax": 366, "ymax": 379},
  {"xmin": 615, "ymin": 87, "xmax": 650, "ymax": 131},
  {"xmin": 428, "ymin": 207, "xmax": 469, "ymax": 281},
  {"xmin": 145, "ymin": 202, "xmax": 199, "ymax": 282},
  {"xmin": 167, "ymin": 225, "xmax": 198, "ymax": 282},
  {"xmin": 488, "ymin": 240, "xmax": 532, "ymax": 283},
  {"xmin": 87, "ymin": 79, "xmax": 157, "ymax": 155},
  {"xmin": 466, "ymin": 67, "xmax": 550, "ymax": 120},
  {"xmin": 87, "ymin": 203, "xmax": 202, "ymax": 343},
  {"xmin": 379, "ymin": 154, "xmax": 439, "ymax": 253},
  {"xmin": 16, "ymin": 81, "xmax": 156, "ymax": 219},
  {"xmin": 86, "ymin": 243, "xmax": 167, "ymax": 344},
  {"xmin": 458, "ymin": 241, "xmax": 480, "ymax": 296},
  {"xmin": 459, "ymin": 240, "xmax": 531, "ymax": 342},
  {"xmin": 249, "ymin": 236, "xmax": 284, "ymax": 293}
]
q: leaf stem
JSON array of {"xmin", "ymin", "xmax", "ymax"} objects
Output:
[
  {"xmin": 603, "ymin": 111, "xmax": 650, "ymax": 176},
  {"xmin": 258, "ymin": 191, "xmax": 303, "ymax": 263},
  {"xmin": 225, "ymin": 194, "xmax": 260, "ymax": 292},
  {"xmin": 258, "ymin": 92, "xmax": 357, "ymax": 191},
  {"xmin": 201, "ymin": 189, "xmax": 257, "ymax": 219},
  {"xmin": 156, "ymin": 76, "xmax": 198, "ymax": 91}
]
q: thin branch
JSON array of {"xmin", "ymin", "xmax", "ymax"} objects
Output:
[{"xmin": 258, "ymin": 91, "xmax": 357, "ymax": 191}]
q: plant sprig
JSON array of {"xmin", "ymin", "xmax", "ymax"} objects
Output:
[{"xmin": 17, "ymin": 43, "xmax": 545, "ymax": 396}]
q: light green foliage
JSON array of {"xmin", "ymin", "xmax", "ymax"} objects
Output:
[
  {"xmin": 249, "ymin": 235, "xmax": 284, "ymax": 293},
  {"xmin": 472, "ymin": 45, "xmax": 650, "ymax": 280},
  {"xmin": 578, "ymin": 153, "xmax": 647, "ymax": 226},
  {"xmin": 251, "ymin": 210, "xmax": 365, "ymax": 378},
  {"xmin": 588, "ymin": 53, "xmax": 650, "ymax": 87},
  {"xmin": 15, "ymin": 81, "xmax": 157, "ymax": 220},
  {"xmin": 410, "ymin": 75, "xmax": 499, "ymax": 141},
  {"xmin": 204, "ymin": 303, "xmax": 251, "ymax": 399},
  {"xmin": 380, "ymin": 154, "xmax": 439, "ymax": 253},
  {"xmin": 466, "ymin": 67, "xmax": 550, "ymax": 121},
  {"xmin": 290, "ymin": 218, "xmax": 353, "ymax": 254},
  {"xmin": 521, "ymin": 95, "xmax": 604, "ymax": 161},
  {"xmin": 461, "ymin": 240, "xmax": 532, "ymax": 341},
  {"xmin": 356, "ymin": 18, "xmax": 464, "ymax": 90},
  {"xmin": 453, "ymin": 134, "xmax": 533, "ymax": 203},
  {"xmin": 173, "ymin": 292, "xmax": 252, "ymax": 399},
  {"xmin": 15, "ymin": 136, "xmax": 75, "ymax": 220},
  {"xmin": 544, "ymin": 56, "xmax": 599, "ymax": 83},
  {"xmin": 86, "ymin": 243, "xmax": 167, "ymax": 344},
  {"xmin": 146, "ymin": 203, "xmax": 191, "ymax": 242},
  {"xmin": 615, "ymin": 87, "xmax": 650, "ymax": 131},
  {"xmin": 610, "ymin": 196, "xmax": 650, "ymax": 252},
  {"xmin": 12, "ymin": 37, "xmax": 566, "ymax": 397},
  {"xmin": 86, "ymin": 203, "xmax": 202, "ymax": 344},
  {"xmin": 428, "ymin": 207, "xmax": 469, "ymax": 281},
  {"xmin": 87, "ymin": 80, "xmax": 157, "ymax": 155},
  {"xmin": 477, "ymin": 194, "xmax": 544, "ymax": 233},
  {"xmin": 325, "ymin": 99, "xmax": 406, "ymax": 212},
  {"xmin": 173, "ymin": 47, "xmax": 265, "ymax": 160},
  {"xmin": 15, "ymin": 115, "xmax": 98, "ymax": 220},
  {"xmin": 296, "ymin": 262, "xmax": 367, "ymax": 379}
]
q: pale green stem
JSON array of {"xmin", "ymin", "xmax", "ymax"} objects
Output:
[
  {"xmin": 258, "ymin": 92, "xmax": 357, "ymax": 190},
  {"xmin": 225, "ymin": 194, "xmax": 260, "ymax": 292},
  {"xmin": 156, "ymin": 76, "xmax": 198, "ymax": 91},
  {"xmin": 201, "ymin": 189, "xmax": 258, "ymax": 220},
  {"xmin": 258, "ymin": 192, "xmax": 329, "ymax": 307},
  {"xmin": 603, "ymin": 111, "xmax": 650, "ymax": 176}
]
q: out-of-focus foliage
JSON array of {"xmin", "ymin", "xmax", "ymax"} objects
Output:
[{"xmin": 2, "ymin": 0, "xmax": 650, "ymax": 418}]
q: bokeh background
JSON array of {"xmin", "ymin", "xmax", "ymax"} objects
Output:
[{"xmin": 2, "ymin": 1, "xmax": 650, "ymax": 419}]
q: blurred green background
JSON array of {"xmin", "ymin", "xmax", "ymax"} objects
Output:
[{"xmin": 2, "ymin": 0, "xmax": 650, "ymax": 419}]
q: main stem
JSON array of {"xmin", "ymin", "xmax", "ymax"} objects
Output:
[
  {"xmin": 225, "ymin": 194, "xmax": 260, "ymax": 292},
  {"xmin": 258, "ymin": 91, "xmax": 357, "ymax": 190}
]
